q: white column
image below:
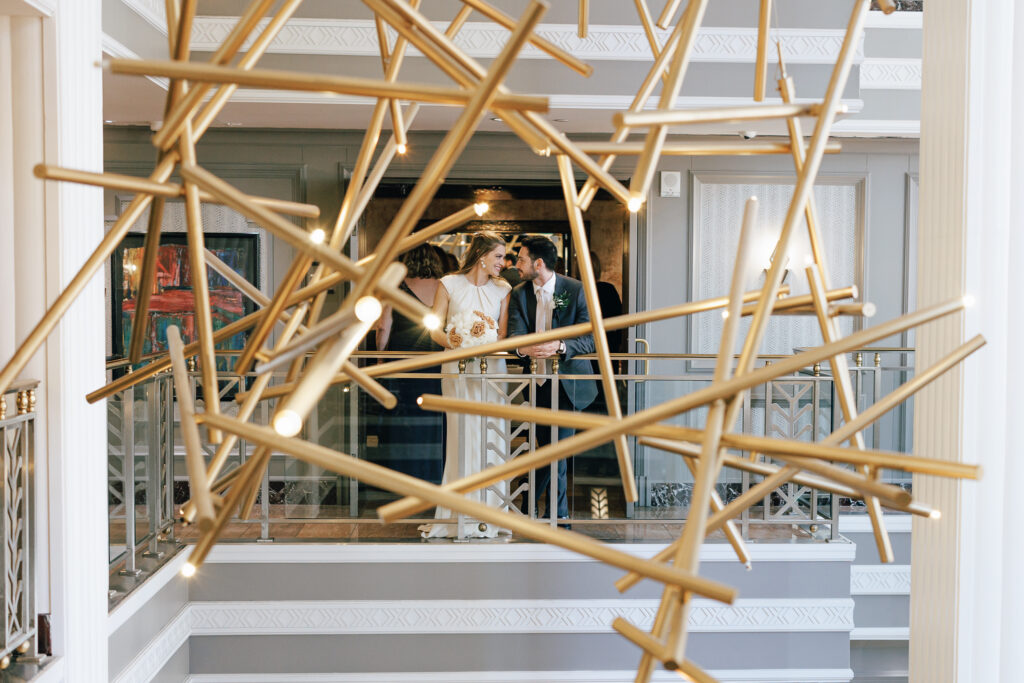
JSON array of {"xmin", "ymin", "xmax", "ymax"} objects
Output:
[
  {"xmin": 0, "ymin": 18, "xmax": 15, "ymax": 361},
  {"xmin": 37, "ymin": 0, "xmax": 107, "ymax": 679},
  {"xmin": 910, "ymin": 0, "xmax": 1022, "ymax": 681}
]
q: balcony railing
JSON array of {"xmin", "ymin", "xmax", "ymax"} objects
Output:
[
  {"xmin": 0, "ymin": 381, "xmax": 37, "ymax": 667},
  {"xmin": 106, "ymin": 349, "xmax": 914, "ymax": 591}
]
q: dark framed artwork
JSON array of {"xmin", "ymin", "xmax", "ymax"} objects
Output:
[{"xmin": 111, "ymin": 233, "xmax": 259, "ymax": 368}]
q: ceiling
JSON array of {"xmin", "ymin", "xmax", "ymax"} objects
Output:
[{"xmin": 101, "ymin": 0, "xmax": 922, "ymax": 137}]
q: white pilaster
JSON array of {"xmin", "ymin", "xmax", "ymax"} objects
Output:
[
  {"xmin": 39, "ymin": 0, "xmax": 107, "ymax": 679},
  {"xmin": 911, "ymin": 0, "xmax": 1021, "ymax": 681},
  {"xmin": 0, "ymin": 18, "xmax": 14, "ymax": 361}
]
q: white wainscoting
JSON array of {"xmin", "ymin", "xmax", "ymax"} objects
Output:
[{"xmin": 185, "ymin": 670, "xmax": 856, "ymax": 683}]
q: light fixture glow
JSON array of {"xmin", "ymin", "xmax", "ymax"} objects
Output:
[
  {"xmin": 273, "ymin": 410, "xmax": 302, "ymax": 437},
  {"xmin": 721, "ymin": 310, "xmax": 730, "ymax": 319},
  {"xmin": 396, "ymin": 143, "xmax": 407, "ymax": 155},
  {"xmin": 181, "ymin": 562, "xmax": 197, "ymax": 578},
  {"xmin": 962, "ymin": 294, "xmax": 976, "ymax": 308},
  {"xmin": 473, "ymin": 202, "xmax": 489, "ymax": 216},
  {"xmin": 423, "ymin": 312, "xmax": 441, "ymax": 330},
  {"xmin": 309, "ymin": 227, "xmax": 326, "ymax": 245},
  {"xmin": 354, "ymin": 296, "xmax": 383, "ymax": 322},
  {"xmin": 627, "ymin": 196, "xmax": 643, "ymax": 213}
]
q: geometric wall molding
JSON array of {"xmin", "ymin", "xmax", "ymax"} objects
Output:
[
  {"xmin": 860, "ymin": 58, "xmax": 922, "ymax": 90},
  {"xmin": 111, "ymin": 605, "xmax": 191, "ymax": 683},
  {"xmin": 188, "ymin": 598, "xmax": 856, "ymax": 635},
  {"xmin": 184, "ymin": 669, "xmax": 858, "ymax": 682},
  {"xmin": 850, "ymin": 565, "xmax": 911, "ymax": 596}
]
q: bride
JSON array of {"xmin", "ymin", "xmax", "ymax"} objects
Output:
[{"xmin": 419, "ymin": 231, "xmax": 511, "ymax": 539}]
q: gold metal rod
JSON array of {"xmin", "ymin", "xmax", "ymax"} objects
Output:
[
  {"xmin": 574, "ymin": 140, "xmax": 842, "ymax": 156},
  {"xmin": 616, "ymin": 103, "xmax": 822, "ymax": 128},
  {"xmin": 0, "ymin": 152, "xmax": 177, "ymax": 396},
  {"xmin": 829, "ymin": 302, "xmax": 876, "ymax": 318},
  {"xmin": 636, "ymin": 437, "xmax": 933, "ymax": 515},
  {"xmin": 339, "ymin": 103, "xmax": 423, "ymax": 246},
  {"xmin": 348, "ymin": 0, "xmax": 547, "ymax": 302},
  {"xmin": 807, "ymin": 264, "xmax": 891, "ymax": 561},
  {"xmin": 656, "ymin": 0, "xmax": 685, "ymax": 29},
  {"xmin": 237, "ymin": 445, "xmax": 271, "ymax": 520},
  {"xmin": 368, "ymin": 0, "xmax": 552, "ymax": 156},
  {"xmin": 628, "ymin": 0, "xmax": 709, "ymax": 208},
  {"xmin": 677, "ymin": 442, "xmax": 751, "ymax": 568},
  {"xmin": 203, "ymin": 248, "xmax": 279, "ymax": 318},
  {"xmin": 739, "ymin": 287, "xmax": 856, "ymax": 315},
  {"xmin": 274, "ymin": 263, "xmax": 404, "ymax": 432},
  {"xmin": 755, "ymin": 0, "xmax": 772, "ymax": 101},
  {"xmin": 342, "ymin": 360, "xmax": 398, "ymax": 409},
  {"xmin": 378, "ymin": 297, "xmax": 966, "ymax": 520},
  {"xmin": 33, "ymin": 164, "xmax": 320, "ymax": 216},
  {"xmin": 185, "ymin": 447, "xmax": 270, "ymax": 572},
  {"xmin": 612, "ymin": 617, "xmax": 667, "ymax": 659},
  {"xmin": 578, "ymin": 0, "xmax": 588, "ymax": 38},
  {"xmin": 106, "ymin": 59, "xmax": 550, "ymax": 112},
  {"xmin": 166, "ymin": 326, "xmax": 215, "ymax": 531},
  {"xmin": 204, "ymin": 302, "xmax": 310, "ymax": 488},
  {"xmin": 356, "ymin": 203, "xmax": 483, "ymax": 267},
  {"xmin": 457, "ymin": 0, "xmax": 593, "ymax": 76},
  {"xmin": 830, "ymin": 335, "xmax": 986, "ymax": 447},
  {"xmin": 179, "ymin": 119, "xmax": 223, "ymax": 442},
  {"xmin": 232, "ymin": 257, "xmax": 310, "ymax": 375},
  {"xmin": 129, "ymin": 192, "xmax": 167, "ymax": 364},
  {"xmin": 153, "ymin": 0, "xmax": 305, "ymax": 151},
  {"xmin": 374, "ymin": 13, "xmax": 391, "ymax": 70},
  {"xmin": 244, "ymin": 287, "xmax": 785, "ymax": 401},
  {"xmin": 633, "ymin": 0, "xmax": 663, "ymax": 62},
  {"xmin": 558, "ymin": 155, "xmax": 636, "ymax": 502},
  {"xmin": 254, "ymin": 305, "xmax": 359, "ymax": 375},
  {"xmin": 200, "ymin": 412, "xmax": 737, "ymax": 602},
  {"xmin": 576, "ymin": 21, "xmax": 685, "ymax": 208},
  {"xmin": 877, "ymin": 0, "xmax": 897, "ymax": 14}
]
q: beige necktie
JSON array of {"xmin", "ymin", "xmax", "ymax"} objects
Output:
[{"xmin": 536, "ymin": 288, "xmax": 550, "ymax": 384}]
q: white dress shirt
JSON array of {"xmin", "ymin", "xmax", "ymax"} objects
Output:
[{"xmin": 533, "ymin": 275, "xmax": 557, "ymax": 382}]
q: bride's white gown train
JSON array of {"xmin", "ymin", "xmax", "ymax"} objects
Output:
[{"xmin": 420, "ymin": 274, "xmax": 511, "ymax": 539}]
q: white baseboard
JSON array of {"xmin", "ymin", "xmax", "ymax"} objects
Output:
[{"xmin": 185, "ymin": 669, "xmax": 855, "ymax": 683}]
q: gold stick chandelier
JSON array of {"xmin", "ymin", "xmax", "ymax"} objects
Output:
[{"xmin": 0, "ymin": 0, "xmax": 968, "ymax": 679}]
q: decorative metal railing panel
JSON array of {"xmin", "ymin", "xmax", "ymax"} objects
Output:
[{"xmin": 0, "ymin": 382, "xmax": 37, "ymax": 662}]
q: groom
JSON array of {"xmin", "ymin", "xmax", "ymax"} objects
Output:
[{"xmin": 508, "ymin": 235, "xmax": 597, "ymax": 519}]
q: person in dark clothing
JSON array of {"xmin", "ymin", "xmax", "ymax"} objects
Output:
[
  {"xmin": 372, "ymin": 244, "xmax": 446, "ymax": 483},
  {"xmin": 590, "ymin": 251, "xmax": 624, "ymax": 367}
]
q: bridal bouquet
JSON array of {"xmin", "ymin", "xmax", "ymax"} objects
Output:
[{"xmin": 446, "ymin": 309, "xmax": 498, "ymax": 349}]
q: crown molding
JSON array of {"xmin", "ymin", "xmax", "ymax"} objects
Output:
[
  {"xmin": 111, "ymin": 605, "xmax": 191, "ymax": 683},
  {"xmin": 851, "ymin": 565, "xmax": 911, "ymax": 596},
  {"xmin": 101, "ymin": 32, "xmax": 169, "ymax": 90},
  {"xmin": 188, "ymin": 598, "xmax": 855, "ymax": 636},
  {"xmin": 860, "ymin": 58, "xmax": 922, "ymax": 90},
  {"xmin": 206, "ymin": 539, "xmax": 855, "ymax": 563},
  {"xmin": 116, "ymin": 597, "xmax": 854, "ymax": 682},
  {"xmin": 116, "ymin": 1, "xmax": 863, "ymax": 65}
]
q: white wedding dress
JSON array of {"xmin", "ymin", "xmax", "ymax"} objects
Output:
[{"xmin": 420, "ymin": 273, "xmax": 511, "ymax": 539}]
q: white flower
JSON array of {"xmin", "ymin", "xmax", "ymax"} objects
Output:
[{"xmin": 445, "ymin": 309, "xmax": 497, "ymax": 349}]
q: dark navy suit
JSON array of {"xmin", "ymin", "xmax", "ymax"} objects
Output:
[{"xmin": 508, "ymin": 275, "xmax": 596, "ymax": 517}]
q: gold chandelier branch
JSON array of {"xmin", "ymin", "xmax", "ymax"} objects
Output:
[
  {"xmin": 104, "ymin": 59, "xmax": 551, "ymax": 112},
  {"xmin": 573, "ymin": 140, "xmax": 842, "ymax": 157},
  {"xmin": 32, "ymin": 164, "xmax": 320, "ymax": 217},
  {"xmin": 197, "ymin": 412, "xmax": 739, "ymax": 602}
]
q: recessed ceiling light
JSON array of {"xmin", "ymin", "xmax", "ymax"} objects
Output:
[
  {"xmin": 224, "ymin": 121, "xmax": 243, "ymax": 127},
  {"xmin": 553, "ymin": 118, "xmax": 568, "ymax": 122},
  {"xmin": 490, "ymin": 117, "xmax": 503, "ymax": 122}
]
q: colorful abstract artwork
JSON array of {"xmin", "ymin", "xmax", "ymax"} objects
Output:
[{"xmin": 111, "ymin": 234, "xmax": 258, "ymax": 369}]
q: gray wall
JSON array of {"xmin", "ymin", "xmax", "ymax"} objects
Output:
[{"xmin": 108, "ymin": 574, "xmax": 188, "ymax": 680}]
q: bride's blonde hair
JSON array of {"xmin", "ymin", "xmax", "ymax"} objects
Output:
[{"xmin": 457, "ymin": 231, "xmax": 506, "ymax": 277}]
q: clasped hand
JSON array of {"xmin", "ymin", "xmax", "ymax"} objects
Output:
[{"xmin": 519, "ymin": 340, "xmax": 561, "ymax": 358}]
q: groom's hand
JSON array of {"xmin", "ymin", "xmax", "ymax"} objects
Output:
[{"xmin": 522, "ymin": 340, "xmax": 561, "ymax": 358}]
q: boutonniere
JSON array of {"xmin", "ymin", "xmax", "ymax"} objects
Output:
[{"xmin": 552, "ymin": 291, "xmax": 571, "ymax": 311}]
